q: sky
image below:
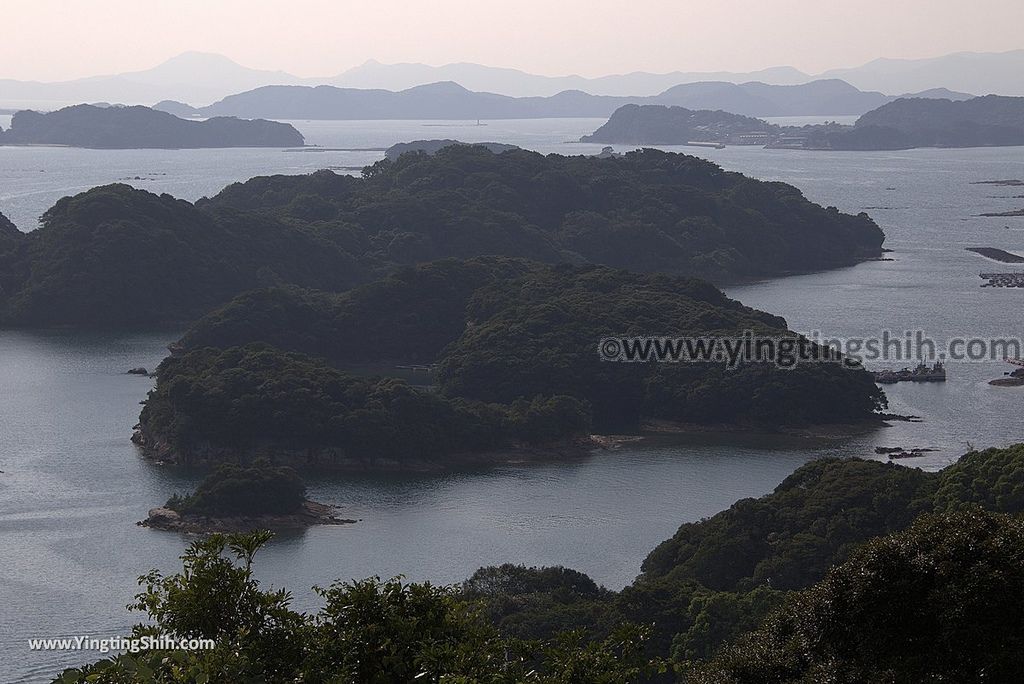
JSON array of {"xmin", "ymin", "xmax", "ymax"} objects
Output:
[{"xmin": 3, "ymin": 0, "xmax": 1024, "ymax": 81}]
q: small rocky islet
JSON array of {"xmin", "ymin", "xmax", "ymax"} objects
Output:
[{"xmin": 138, "ymin": 462, "xmax": 357, "ymax": 534}]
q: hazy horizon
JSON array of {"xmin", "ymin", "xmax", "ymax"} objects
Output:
[{"xmin": 3, "ymin": 0, "xmax": 1024, "ymax": 82}]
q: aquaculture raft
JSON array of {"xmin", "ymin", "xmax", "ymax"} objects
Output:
[{"xmin": 981, "ymin": 272, "xmax": 1024, "ymax": 287}]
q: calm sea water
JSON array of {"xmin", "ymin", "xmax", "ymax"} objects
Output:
[
  {"xmin": 2, "ymin": 118, "xmax": 1023, "ymax": 682},
  {"xmin": 0, "ymin": 117, "xmax": 605, "ymax": 230}
]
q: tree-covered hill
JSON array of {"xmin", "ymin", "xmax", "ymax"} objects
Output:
[
  {"xmin": 855, "ymin": 94, "xmax": 1024, "ymax": 144},
  {"xmin": 158, "ymin": 260, "xmax": 885, "ymax": 452},
  {"xmin": 136, "ymin": 343, "xmax": 592, "ymax": 469},
  {"xmin": 177, "ymin": 257, "xmax": 536, "ymax": 362},
  {"xmin": 637, "ymin": 444, "xmax": 1024, "ymax": 600},
  {"xmin": 467, "ymin": 444, "xmax": 1024, "ymax": 668},
  {"xmin": 0, "ymin": 104, "xmax": 304, "ymax": 149},
  {"xmin": 438, "ymin": 264, "xmax": 884, "ymax": 428},
  {"xmin": 581, "ymin": 104, "xmax": 777, "ymax": 144},
  {"xmin": 201, "ymin": 146, "xmax": 885, "ymax": 282},
  {"xmin": 0, "ymin": 184, "xmax": 363, "ymax": 327},
  {"xmin": 0, "ymin": 146, "xmax": 884, "ymax": 327},
  {"xmin": 807, "ymin": 95, "xmax": 1024, "ymax": 150},
  {"xmin": 687, "ymin": 509, "xmax": 1024, "ymax": 683},
  {"xmin": 583, "ymin": 96, "xmax": 1024, "ymax": 151},
  {"xmin": 0, "ymin": 210, "xmax": 27, "ymax": 302},
  {"xmin": 639, "ymin": 457, "xmax": 935, "ymax": 592},
  {"xmin": 166, "ymin": 462, "xmax": 308, "ymax": 517}
]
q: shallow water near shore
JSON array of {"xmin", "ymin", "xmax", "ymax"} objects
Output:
[{"xmin": 2, "ymin": 119, "xmax": 1023, "ymax": 681}]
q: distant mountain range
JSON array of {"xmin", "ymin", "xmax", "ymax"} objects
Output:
[
  {"xmin": 1, "ymin": 50, "xmax": 1023, "ymax": 110},
  {"xmin": 157, "ymin": 79, "xmax": 969, "ymax": 121},
  {"xmin": 820, "ymin": 51, "xmax": 1024, "ymax": 99},
  {"xmin": 334, "ymin": 51, "xmax": 1021, "ymax": 98},
  {"xmin": 330, "ymin": 60, "xmax": 812, "ymax": 97},
  {"xmin": 0, "ymin": 53, "xmax": 306, "ymax": 110}
]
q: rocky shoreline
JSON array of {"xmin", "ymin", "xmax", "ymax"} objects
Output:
[
  {"xmin": 131, "ymin": 424, "xmax": 601, "ymax": 472},
  {"xmin": 133, "ymin": 415, "xmax": 903, "ymax": 472},
  {"xmin": 638, "ymin": 416, "xmax": 893, "ymax": 440},
  {"xmin": 138, "ymin": 500, "xmax": 356, "ymax": 533}
]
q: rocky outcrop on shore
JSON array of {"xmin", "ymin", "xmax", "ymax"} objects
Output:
[
  {"xmin": 990, "ymin": 368, "xmax": 1024, "ymax": 387},
  {"xmin": 138, "ymin": 500, "xmax": 356, "ymax": 533}
]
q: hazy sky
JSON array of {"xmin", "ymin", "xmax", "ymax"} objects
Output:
[{"xmin": 3, "ymin": 0, "xmax": 1023, "ymax": 81}]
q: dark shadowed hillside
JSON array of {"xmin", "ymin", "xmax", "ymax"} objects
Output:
[
  {"xmin": 0, "ymin": 211, "xmax": 28, "ymax": 301},
  {"xmin": 0, "ymin": 104, "xmax": 304, "ymax": 148},
  {"xmin": 149, "ymin": 260, "xmax": 886, "ymax": 471},
  {"xmin": 202, "ymin": 146, "xmax": 885, "ymax": 283},
  {"xmin": 688, "ymin": 509, "xmax": 1024, "ymax": 683},
  {"xmin": 581, "ymin": 104, "xmax": 776, "ymax": 144},
  {"xmin": 0, "ymin": 185, "xmax": 362, "ymax": 327},
  {"xmin": 584, "ymin": 95, "xmax": 1024, "ymax": 151},
  {"xmin": 809, "ymin": 95, "xmax": 1024, "ymax": 150},
  {"xmin": 0, "ymin": 147, "xmax": 884, "ymax": 328}
]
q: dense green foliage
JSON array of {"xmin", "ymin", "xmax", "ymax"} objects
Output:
[
  {"xmin": 0, "ymin": 210, "xmax": 17, "ymax": 236},
  {"xmin": 385, "ymin": 139, "xmax": 520, "ymax": 159},
  {"xmin": 0, "ymin": 104, "xmax": 304, "ymax": 148},
  {"xmin": 810, "ymin": 95, "xmax": 1024, "ymax": 150},
  {"xmin": 178, "ymin": 257, "xmax": 534, "ymax": 362},
  {"xmin": 640, "ymin": 458, "xmax": 934, "ymax": 591},
  {"xmin": 57, "ymin": 445, "xmax": 1024, "ymax": 682},
  {"xmin": 461, "ymin": 563, "xmax": 783, "ymax": 667},
  {"xmin": 932, "ymin": 443, "xmax": 1024, "ymax": 512},
  {"xmin": 0, "ymin": 184, "xmax": 362, "ymax": 327},
  {"xmin": 166, "ymin": 462, "xmax": 307, "ymax": 516},
  {"xmin": 457, "ymin": 458, "xmax": 940, "ymax": 659},
  {"xmin": 687, "ymin": 509, "xmax": 1024, "ymax": 683},
  {"xmin": 172, "ymin": 261, "xmax": 886, "ymax": 441},
  {"xmin": 854, "ymin": 95, "xmax": 1024, "ymax": 146},
  {"xmin": 467, "ymin": 444, "xmax": 1024, "ymax": 671},
  {"xmin": 138, "ymin": 343, "xmax": 591, "ymax": 466},
  {"xmin": 581, "ymin": 104, "xmax": 777, "ymax": 144},
  {"xmin": 437, "ymin": 264, "xmax": 885, "ymax": 429},
  {"xmin": 0, "ymin": 210, "xmax": 27, "ymax": 302},
  {"xmin": 201, "ymin": 146, "xmax": 884, "ymax": 283},
  {"xmin": 2, "ymin": 146, "xmax": 884, "ymax": 327},
  {"xmin": 462, "ymin": 564, "xmax": 620, "ymax": 640},
  {"xmin": 55, "ymin": 532, "xmax": 663, "ymax": 683}
]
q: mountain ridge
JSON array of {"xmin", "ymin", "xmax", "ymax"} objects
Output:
[
  {"xmin": 4, "ymin": 49, "xmax": 1019, "ymax": 109},
  {"xmin": 159, "ymin": 79, "xmax": 967, "ymax": 120}
]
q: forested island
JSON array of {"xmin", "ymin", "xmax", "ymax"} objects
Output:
[
  {"xmin": 140, "ymin": 462, "xmax": 354, "ymax": 532},
  {"xmin": 843, "ymin": 94, "xmax": 1024, "ymax": 148},
  {"xmin": 0, "ymin": 146, "xmax": 883, "ymax": 328},
  {"xmin": 581, "ymin": 104, "xmax": 778, "ymax": 145},
  {"xmin": 0, "ymin": 104, "xmax": 304, "ymax": 148},
  {"xmin": 384, "ymin": 139, "xmax": 519, "ymax": 159},
  {"xmin": 58, "ymin": 443, "xmax": 1024, "ymax": 682},
  {"xmin": 134, "ymin": 341, "xmax": 595, "ymax": 470},
  {"xmin": 586, "ymin": 95, "xmax": 1024, "ymax": 150},
  {"xmin": 133, "ymin": 259, "xmax": 886, "ymax": 470},
  {"xmin": 0, "ymin": 184, "xmax": 362, "ymax": 327}
]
